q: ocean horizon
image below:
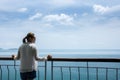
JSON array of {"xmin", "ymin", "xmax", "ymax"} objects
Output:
[{"xmin": 0, "ymin": 49, "xmax": 120, "ymax": 58}]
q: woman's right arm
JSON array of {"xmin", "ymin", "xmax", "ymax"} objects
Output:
[{"xmin": 34, "ymin": 49, "xmax": 47, "ymax": 61}]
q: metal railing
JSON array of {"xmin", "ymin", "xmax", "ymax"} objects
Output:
[
  {"xmin": 0, "ymin": 57, "xmax": 120, "ymax": 80},
  {"xmin": 0, "ymin": 57, "xmax": 47, "ymax": 80},
  {"xmin": 50, "ymin": 58, "xmax": 120, "ymax": 80}
]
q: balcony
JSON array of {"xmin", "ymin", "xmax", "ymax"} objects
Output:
[{"xmin": 0, "ymin": 57, "xmax": 120, "ymax": 80}]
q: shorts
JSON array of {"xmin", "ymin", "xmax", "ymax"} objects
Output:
[{"xmin": 20, "ymin": 70, "xmax": 36, "ymax": 80}]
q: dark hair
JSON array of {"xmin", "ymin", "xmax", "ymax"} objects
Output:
[
  {"xmin": 23, "ymin": 32, "xmax": 35, "ymax": 43},
  {"xmin": 23, "ymin": 37, "xmax": 27, "ymax": 43}
]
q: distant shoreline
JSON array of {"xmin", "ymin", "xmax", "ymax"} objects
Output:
[{"xmin": 0, "ymin": 48, "xmax": 120, "ymax": 52}]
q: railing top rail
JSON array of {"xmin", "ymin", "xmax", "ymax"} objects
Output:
[
  {"xmin": 49, "ymin": 58, "xmax": 120, "ymax": 62},
  {"xmin": 0, "ymin": 57, "xmax": 120, "ymax": 62},
  {"xmin": 0, "ymin": 57, "xmax": 13, "ymax": 60}
]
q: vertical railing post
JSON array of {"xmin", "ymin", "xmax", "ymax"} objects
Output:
[
  {"xmin": 96, "ymin": 68, "xmax": 98, "ymax": 80},
  {"xmin": 87, "ymin": 62, "xmax": 89, "ymax": 80},
  {"xmin": 51, "ymin": 61, "xmax": 53, "ymax": 80},
  {"xmin": 45, "ymin": 61, "xmax": 47, "ymax": 80},
  {"xmin": 0, "ymin": 65, "xmax": 2, "ymax": 80},
  {"xmin": 60, "ymin": 67, "xmax": 63, "ymax": 80},
  {"xmin": 38, "ymin": 69, "xmax": 40, "ymax": 80},
  {"xmin": 14, "ymin": 60, "xmax": 17, "ymax": 80},
  {"xmin": 78, "ymin": 67, "xmax": 80, "ymax": 80},
  {"xmin": 106, "ymin": 68, "xmax": 108, "ymax": 80},
  {"xmin": 116, "ymin": 68, "xmax": 118, "ymax": 80},
  {"xmin": 69, "ymin": 67, "xmax": 71, "ymax": 80},
  {"xmin": 7, "ymin": 65, "xmax": 9, "ymax": 80}
]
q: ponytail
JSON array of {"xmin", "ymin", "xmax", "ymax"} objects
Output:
[{"xmin": 23, "ymin": 37, "xmax": 27, "ymax": 43}]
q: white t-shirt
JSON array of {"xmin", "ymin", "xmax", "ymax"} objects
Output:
[{"xmin": 15, "ymin": 43, "xmax": 46, "ymax": 72}]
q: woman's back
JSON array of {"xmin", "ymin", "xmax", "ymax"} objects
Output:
[{"xmin": 19, "ymin": 43, "xmax": 37, "ymax": 72}]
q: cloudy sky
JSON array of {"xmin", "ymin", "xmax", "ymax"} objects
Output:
[{"xmin": 0, "ymin": 0, "xmax": 120, "ymax": 49}]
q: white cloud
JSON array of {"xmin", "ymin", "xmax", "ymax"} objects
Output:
[
  {"xmin": 43, "ymin": 14, "xmax": 74, "ymax": 25},
  {"xmin": 17, "ymin": 8, "xmax": 27, "ymax": 12},
  {"xmin": 46, "ymin": 0, "xmax": 76, "ymax": 7},
  {"xmin": 93, "ymin": 4, "xmax": 109, "ymax": 14},
  {"xmin": 29, "ymin": 13, "xmax": 42, "ymax": 20},
  {"xmin": 93, "ymin": 4, "xmax": 120, "ymax": 15}
]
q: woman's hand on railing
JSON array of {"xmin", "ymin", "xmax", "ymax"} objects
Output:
[
  {"xmin": 11, "ymin": 55, "xmax": 16, "ymax": 59},
  {"xmin": 47, "ymin": 55, "xmax": 52, "ymax": 60}
]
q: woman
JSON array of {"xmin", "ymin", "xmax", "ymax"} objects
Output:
[{"xmin": 12, "ymin": 32, "xmax": 52, "ymax": 80}]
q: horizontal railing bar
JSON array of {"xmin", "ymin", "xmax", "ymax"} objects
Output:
[
  {"xmin": 0, "ymin": 57, "xmax": 13, "ymax": 60},
  {"xmin": 49, "ymin": 58, "xmax": 120, "ymax": 62},
  {"xmin": 1, "ymin": 65, "xmax": 120, "ymax": 70},
  {"xmin": 0, "ymin": 65, "xmax": 18, "ymax": 66},
  {"xmin": 0, "ymin": 65, "xmax": 45, "ymax": 67},
  {"xmin": 53, "ymin": 66, "xmax": 120, "ymax": 69},
  {"xmin": 1, "ymin": 57, "xmax": 120, "ymax": 62}
]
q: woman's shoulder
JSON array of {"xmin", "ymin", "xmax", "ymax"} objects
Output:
[{"xmin": 29, "ymin": 43, "xmax": 36, "ymax": 49}]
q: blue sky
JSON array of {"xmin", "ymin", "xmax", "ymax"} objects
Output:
[{"xmin": 0, "ymin": 0, "xmax": 120, "ymax": 49}]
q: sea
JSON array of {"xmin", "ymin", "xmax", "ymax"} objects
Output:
[{"xmin": 0, "ymin": 49, "xmax": 120, "ymax": 80}]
